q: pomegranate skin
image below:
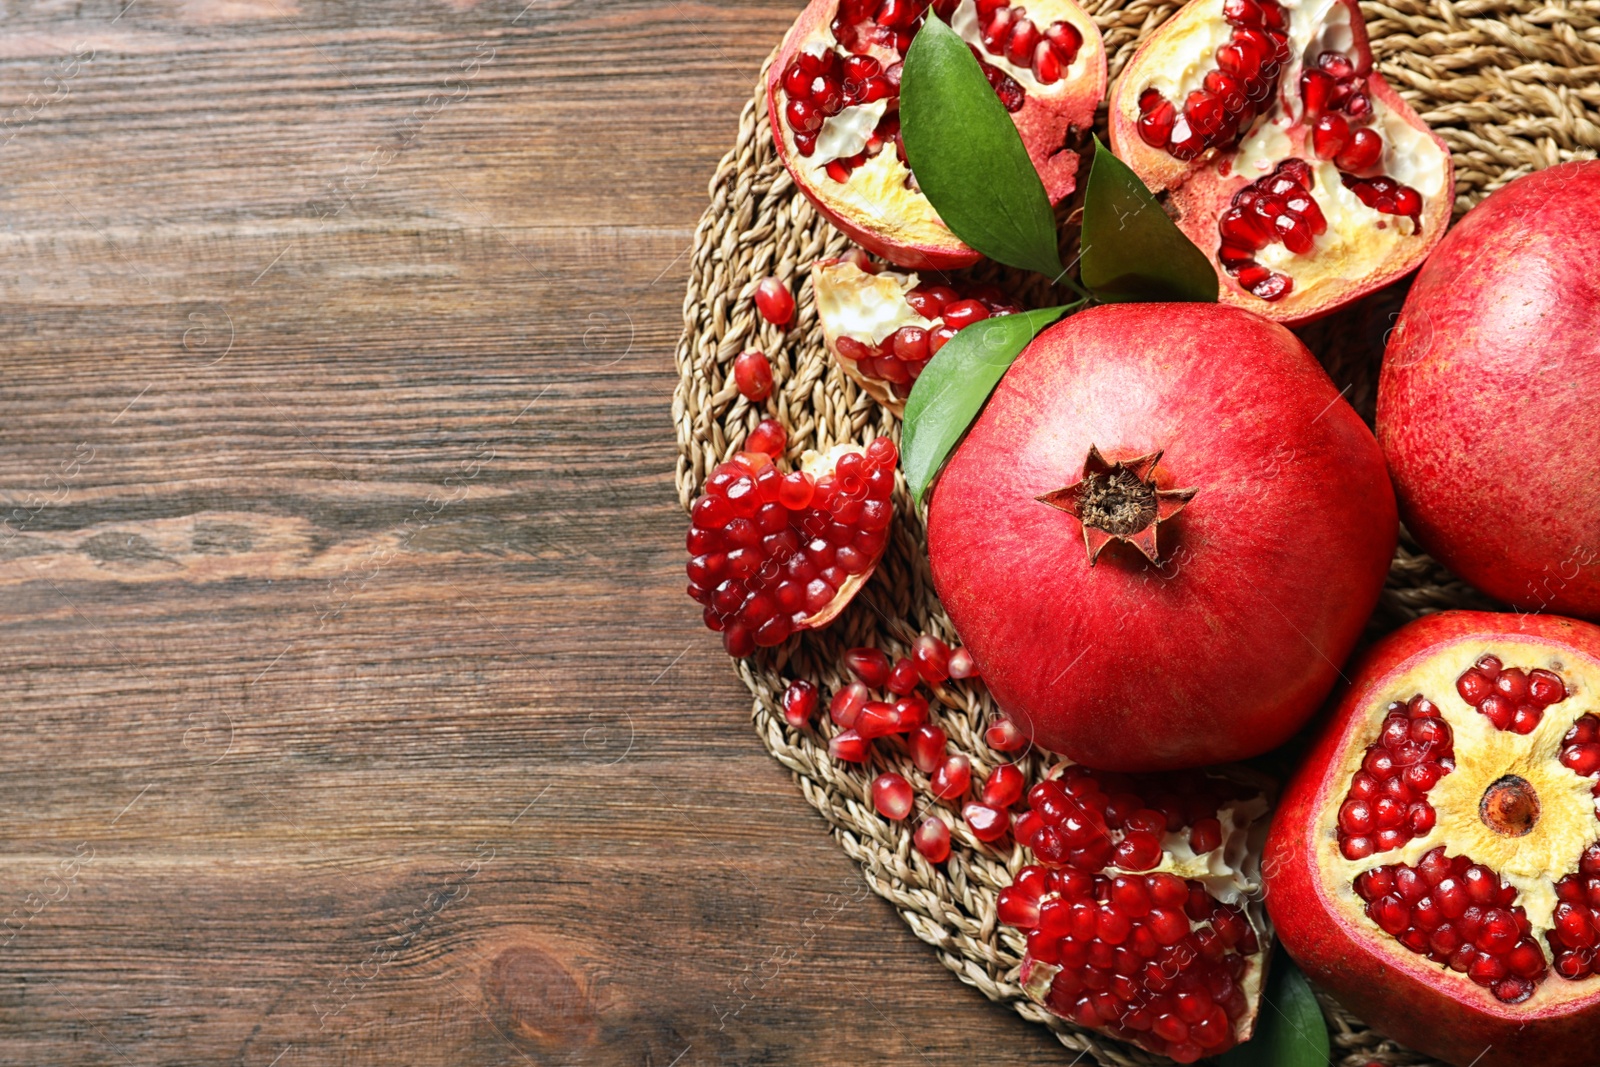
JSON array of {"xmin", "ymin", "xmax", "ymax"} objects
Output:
[
  {"xmin": 1378, "ymin": 161, "xmax": 1600, "ymax": 619},
  {"xmin": 927, "ymin": 303, "xmax": 1396, "ymax": 770},
  {"xmin": 1265, "ymin": 610, "xmax": 1600, "ymax": 1067}
]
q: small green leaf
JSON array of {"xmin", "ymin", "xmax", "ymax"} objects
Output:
[
  {"xmin": 1215, "ymin": 955, "xmax": 1331, "ymax": 1067},
  {"xmin": 1079, "ymin": 137, "xmax": 1218, "ymax": 304},
  {"xmin": 902, "ymin": 305, "xmax": 1079, "ymax": 506},
  {"xmin": 900, "ymin": 17, "xmax": 1065, "ymax": 278}
]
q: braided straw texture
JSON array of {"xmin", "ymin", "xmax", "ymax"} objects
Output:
[{"xmin": 673, "ymin": 2, "xmax": 1600, "ymax": 1062}]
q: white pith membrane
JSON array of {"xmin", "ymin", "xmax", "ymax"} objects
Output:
[
  {"xmin": 1006, "ymin": 765, "xmax": 1276, "ymax": 1061},
  {"xmin": 1113, "ymin": 0, "xmax": 1449, "ymax": 311},
  {"xmin": 1320, "ymin": 639, "xmax": 1600, "ymax": 1008},
  {"xmin": 776, "ymin": 0, "xmax": 1096, "ymax": 249}
]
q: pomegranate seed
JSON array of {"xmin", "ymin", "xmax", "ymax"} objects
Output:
[
  {"xmin": 746, "ymin": 418, "xmax": 787, "ymax": 459},
  {"xmin": 872, "ymin": 772, "xmax": 914, "ymax": 819},
  {"xmin": 782, "ymin": 679, "xmax": 817, "ymax": 728},
  {"xmin": 912, "ymin": 634, "xmax": 952, "ymax": 684},
  {"xmin": 1312, "ymin": 113, "xmax": 1349, "ymax": 159},
  {"xmin": 829, "ymin": 728, "xmax": 869, "ymax": 763},
  {"xmin": 914, "ymin": 815, "xmax": 951, "ymax": 862},
  {"xmin": 845, "ymin": 646, "xmax": 891, "ymax": 688},
  {"xmin": 1334, "ymin": 127, "xmax": 1383, "ymax": 171},
  {"xmin": 891, "ymin": 325, "xmax": 929, "ymax": 363},
  {"xmin": 1007, "ymin": 17, "xmax": 1040, "ymax": 67},
  {"xmin": 1044, "ymin": 20, "xmax": 1081, "ymax": 63},
  {"xmin": 909, "ymin": 724, "xmax": 948, "ymax": 773},
  {"xmin": 983, "ymin": 764, "xmax": 1025, "ymax": 807},
  {"xmin": 830, "ymin": 682, "xmax": 869, "ymax": 727},
  {"xmin": 1137, "ymin": 93, "xmax": 1176, "ymax": 148},
  {"xmin": 964, "ymin": 801, "xmax": 1011, "ymax": 842},
  {"xmin": 931, "ymin": 754, "xmax": 971, "ymax": 800},
  {"xmin": 1530, "ymin": 668, "xmax": 1566, "ymax": 704},
  {"xmin": 733, "ymin": 350, "xmax": 773, "ymax": 402},
  {"xmin": 1189, "ymin": 817, "xmax": 1222, "ymax": 854},
  {"xmin": 941, "ymin": 299, "xmax": 990, "ymax": 330},
  {"xmin": 1300, "ymin": 68, "xmax": 1334, "ymax": 117},
  {"xmin": 883, "ymin": 656, "xmax": 917, "ymax": 695},
  {"xmin": 948, "ymin": 647, "xmax": 979, "ymax": 679},
  {"xmin": 1031, "ymin": 39, "xmax": 1061, "ymax": 83}
]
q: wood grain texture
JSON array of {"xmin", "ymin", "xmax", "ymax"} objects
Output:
[{"xmin": 0, "ymin": 1, "xmax": 1057, "ymax": 1063}]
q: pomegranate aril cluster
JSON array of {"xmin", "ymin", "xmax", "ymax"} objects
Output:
[
  {"xmin": 971, "ymin": 0, "xmax": 1083, "ymax": 86},
  {"xmin": 1457, "ymin": 654, "xmax": 1568, "ymax": 734},
  {"xmin": 1355, "ymin": 847, "xmax": 1547, "ymax": 1004},
  {"xmin": 1136, "ymin": 0, "xmax": 1289, "ymax": 160},
  {"xmin": 779, "ymin": 46, "xmax": 905, "ymax": 180},
  {"xmin": 1549, "ymin": 845, "xmax": 1600, "ymax": 980},
  {"xmin": 835, "ymin": 281, "xmax": 1020, "ymax": 398},
  {"xmin": 1561, "ymin": 714, "xmax": 1600, "ymax": 786},
  {"xmin": 1336, "ymin": 694, "xmax": 1455, "ymax": 860},
  {"xmin": 1001, "ymin": 768, "xmax": 1262, "ymax": 1062},
  {"xmin": 1216, "ymin": 157, "xmax": 1326, "ymax": 301},
  {"xmin": 685, "ymin": 437, "xmax": 897, "ymax": 656}
]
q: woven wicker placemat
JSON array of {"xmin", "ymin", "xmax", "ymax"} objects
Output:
[{"xmin": 672, "ymin": 4, "xmax": 1600, "ymax": 1062}]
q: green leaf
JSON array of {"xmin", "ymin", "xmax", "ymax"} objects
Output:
[
  {"xmin": 1079, "ymin": 137, "xmax": 1218, "ymax": 304},
  {"xmin": 902, "ymin": 305, "xmax": 1079, "ymax": 506},
  {"xmin": 900, "ymin": 17, "xmax": 1065, "ymax": 278},
  {"xmin": 1215, "ymin": 955, "xmax": 1331, "ymax": 1067}
]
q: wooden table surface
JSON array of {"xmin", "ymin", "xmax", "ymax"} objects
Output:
[{"xmin": 0, "ymin": 2, "xmax": 1056, "ymax": 1063}]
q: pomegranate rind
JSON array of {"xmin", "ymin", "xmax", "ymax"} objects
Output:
[
  {"xmin": 1377, "ymin": 161, "xmax": 1600, "ymax": 622},
  {"xmin": 926, "ymin": 303, "xmax": 1396, "ymax": 771},
  {"xmin": 767, "ymin": 0, "xmax": 1107, "ymax": 270},
  {"xmin": 1106, "ymin": 0, "xmax": 1453, "ymax": 324},
  {"xmin": 1266, "ymin": 611, "xmax": 1600, "ymax": 1067},
  {"xmin": 797, "ymin": 442, "xmax": 888, "ymax": 628}
]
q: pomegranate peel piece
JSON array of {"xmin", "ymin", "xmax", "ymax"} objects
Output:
[
  {"xmin": 1267, "ymin": 611, "xmax": 1600, "ymax": 1067},
  {"xmin": 1107, "ymin": 0, "xmax": 1453, "ymax": 323},
  {"xmin": 769, "ymin": 0, "xmax": 1106, "ymax": 270},
  {"xmin": 811, "ymin": 255, "xmax": 1022, "ymax": 412},
  {"xmin": 1004, "ymin": 763, "xmax": 1275, "ymax": 1062}
]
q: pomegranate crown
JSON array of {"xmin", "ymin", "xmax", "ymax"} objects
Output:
[{"xmin": 1037, "ymin": 445, "xmax": 1196, "ymax": 565}]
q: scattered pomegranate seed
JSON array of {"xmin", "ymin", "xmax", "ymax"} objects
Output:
[
  {"xmin": 1457, "ymin": 655, "xmax": 1567, "ymax": 734},
  {"xmin": 912, "ymin": 634, "xmax": 951, "ymax": 684},
  {"xmin": 872, "ymin": 772, "xmax": 915, "ymax": 819},
  {"xmin": 733, "ymin": 350, "xmax": 773, "ymax": 402},
  {"xmin": 745, "ymin": 418, "xmax": 787, "ymax": 459},
  {"xmin": 983, "ymin": 763, "xmax": 1026, "ymax": 808},
  {"xmin": 845, "ymin": 646, "xmax": 891, "ymax": 688},
  {"xmin": 831, "ymin": 682, "xmax": 869, "ymax": 728},
  {"xmin": 986, "ymin": 717, "xmax": 1028, "ymax": 752},
  {"xmin": 753, "ymin": 276, "xmax": 795, "ymax": 327},
  {"xmin": 886, "ymin": 656, "xmax": 918, "ymax": 695},
  {"xmin": 829, "ymin": 728, "xmax": 870, "ymax": 763},
  {"xmin": 1335, "ymin": 693, "xmax": 1455, "ymax": 860},
  {"xmin": 931, "ymin": 754, "xmax": 971, "ymax": 800},
  {"xmin": 948, "ymin": 647, "xmax": 979, "ymax": 679},
  {"xmin": 964, "ymin": 801, "xmax": 1011, "ymax": 842},
  {"xmin": 909, "ymin": 723, "xmax": 947, "ymax": 773},
  {"xmin": 782, "ymin": 679, "xmax": 817, "ymax": 728},
  {"xmin": 914, "ymin": 814, "xmax": 952, "ymax": 862}
]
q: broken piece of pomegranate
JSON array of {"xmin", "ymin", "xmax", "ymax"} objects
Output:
[
  {"xmin": 1107, "ymin": 0, "xmax": 1452, "ymax": 323},
  {"xmin": 1003, "ymin": 763, "xmax": 1274, "ymax": 1063},
  {"xmin": 811, "ymin": 254, "xmax": 1022, "ymax": 410},
  {"xmin": 1267, "ymin": 611, "xmax": 1600, "ymax": 1067},
  {"xmin": 769, "ymin": 0, "xmax": 1106, "ymax": 270},
  {"xmin": 686, "ymin": 438, "xmax": 897, "ymax": 655}
]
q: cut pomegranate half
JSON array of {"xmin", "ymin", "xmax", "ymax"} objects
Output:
[
  {"xmin": 1267, "ymin": 611, "xmax": 1600, "ymax": 1067},
  {"xmin": 769, "ymin": 0, "xmax": 1106, "ymax": 270},
  {"xmin": 1003, "ymin": 763, "xmax": 1274, "ymax": 1063},
  {"xmin": 812, "ymin": 253, "xmax": 1023, "ymax": 410},
  {"xmin": 1107, "ymin": 0, "xmax": 1452, "ymax": 323},
  {"xmin": 686, "ymin": 438, "xmax": 898, "ymax": 656}
]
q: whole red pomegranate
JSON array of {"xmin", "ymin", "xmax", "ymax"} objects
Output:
[
  {"xmin": 769, "ymin": 0, "xmax": 1105, "ymax": 270},
  {"xmin": 1265, "ymin": 610, "xmax": 1600, "ymax": 1067},
  {"xmin": 1107, "ymin": 0, "xmax": 1452, "ymax": 322},
  {"xmin": 1377, "ymin": 161, "xmax": 1600, "ymax": 620},
  {"xmin": 926, "ymin": 303, "xmax": 1395, "ymax": 770}
]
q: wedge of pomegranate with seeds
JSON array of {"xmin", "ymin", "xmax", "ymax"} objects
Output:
[
  {"xmin": 1266, "ymin": 610, "xmax": 1600, "ymax": 1067},
  {"xmin": 1107, "ymin": 0, "xmax": 1452, "ymax": 323},
  {"xmin": 927, "ymin": 303, "xmax": 1396, "ymax": 770},
  {"xmin": 1002, "ymin": 764, "xmax": 1274, "ymax": 1063},
  {"xmin": 1378, "ymin": 162, "xmax": 1600, "ymax": 621},
  {"xmin": 686, "ymin": 438, "xmax": 898, "ymax": 656},
  {"xmin": 769, "ymin": 0, "xmax": 1105, "ymax": 270},
  {"xmin": 812, "ymin": 254, "xmax": 1022, "ymax": 410}
]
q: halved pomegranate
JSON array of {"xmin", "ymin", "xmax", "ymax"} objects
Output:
[
  {"xmin": 811, "ymin": 253, "xmax": 1022, "ymax": 410},
  {"xmin": 1107, "ymin": 0, "xmax": 1452, "ymax": 323},
  {"xmin": 1002, "ymin": 763, "xmax": 1273, "ymax": 1063},
  {"xmin": 686, "ymin": 438, "xmax": 898, "ymax": 656},
  {"xmin": 769, "ymin": 0, "xmax": 1106, "ymax": 270},
  {"xmin": 1267, "ymin": 611, "xmax": 1600, "ymax": 1067}
]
